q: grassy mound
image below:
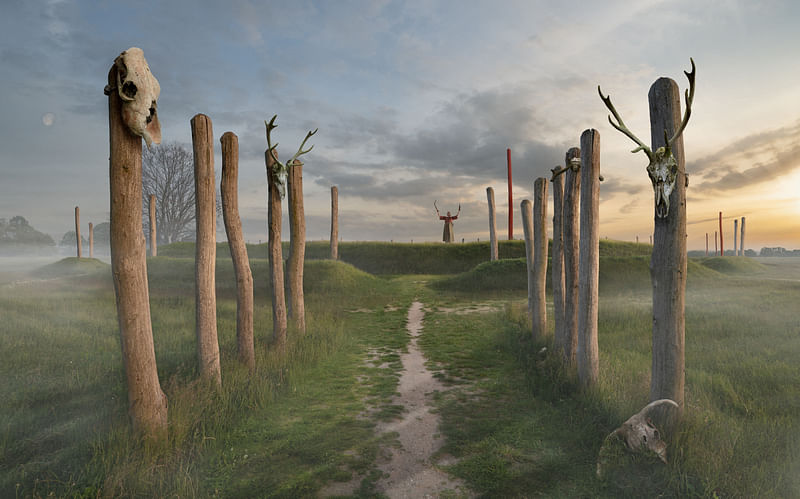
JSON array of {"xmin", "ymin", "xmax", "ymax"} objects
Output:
[
  {"xmin": 430, "ymin": 258, "xmax": 527, "ymax": 292},
  {"xmin": 696, "ymin": 256, "xmax": 767, "ymax": 275},
  {"xmin": 33, "ymin": 257, "xmax": 109, "ymax": 278}
]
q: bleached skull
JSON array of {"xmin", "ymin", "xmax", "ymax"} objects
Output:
[
  {"xmin": 646, "ymin": 146, "xmax": 679, "ymax": 219},
  {"xmin": 114, "ymin": 47, "xmax": 161, "ymax": 147}
]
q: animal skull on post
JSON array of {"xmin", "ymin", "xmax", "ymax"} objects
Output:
[
  {"xmin": 598, "ymin": 59, "xmax": 695, "ymax": 218},
  {"xmin": 107, "ymin": 47, "xmax": 161, "ymax": 148},
  {"xmin": 264, "ymin": 115, "xmax": 318, "ymax": 199}
]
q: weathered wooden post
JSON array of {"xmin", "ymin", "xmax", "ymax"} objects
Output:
[
  {"xmin": 532, "ymin": 178, "xmax": 548, "ymax": 341},
  {"xmin": 265, "ymin": 148, "xmax": 287, "ymax": 350},
  {"xmin": 734, "ymin": 219, "xmax": 738, "ymax": 256},
  {"xmin": 191, "ymin": 113, "xmax": 221, "ymax": 386},
  {"xmin": 719, "ymin": 212, "xmax": 724, "ymax": 256},
  {"xmin": 521, "ymin": 199, "xmax": 535, "ymax": 332},
  {"xmin": 705, "ymin": 233, "xmax": 709, "ymax": 256},
  {"xmin": 600, "ymin": 59, "xmax": 695, "ymax": 416},
  {"xmin": 715, "ymin": 231, "xmax": 718, "ymax": 256},
  {"xmin": 486, "ymin": 187, "xmax": 498, "ymax": 260},
  {"xmin": 330, "ymin": 185, "xmax": 339, "ymax": 260},
  {"xmin": 287, "ymin": 158, "xmax": 307, "ymax": 334},
  {"xmin": 88, "ymin": 222, "xmax": 94, "ymax": 258},
  {"xmin": 105, "ymin": 47, "xmax": 167, "ymax": 435},
  {"xmin": 75, "ymin": 206, "xmax": 82, "ymax": 258},
  {"xmin": 577, "ymin": 130, "xmax": 600, "ymax": 388},
  {"xmin": 550, "ymin": 170, "xmax": 566, "ymax": 356},
  {"xmin": 221, "ymin": 131, "xmax": 255, "ymax": 370},
  {"xmin": 149, "ymin": 194, "xmax": 157, "ymax": 257},
  {"xmin": 507, "ymin": 148, "xmax": 513, "ymax": 240},
  {"xmin": 740, "ymin": 217, "xmax": 746, "ymax": 256},
  {"xmin": 562, "ymin": 147, "xmax": 581, "ymax": 364}
]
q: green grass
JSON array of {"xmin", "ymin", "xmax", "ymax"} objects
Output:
[{"xmin": 1, "ymin": 241, "xmax": 798, "ymax": 497}]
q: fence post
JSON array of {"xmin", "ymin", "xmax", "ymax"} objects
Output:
[
  {"xmin": 577, "ymin": 130, "xmax": 600, "ymax": 388},
  {"xmin": 487, "ymin": 187, "xmax": 498, "ymax": 260},
  {"xmin": 191, "ymin": 113, "xmax": 221, "ymax": 386},
  {"xmin": 532, "ymin": 178, "xmax": 548, "ymax": 341}
]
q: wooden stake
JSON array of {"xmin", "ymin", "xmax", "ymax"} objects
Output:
[
  {"xmin": 577, "ymin": 130, "xmax": 600, "ymax": 388},
  {"xmin": 149, "ymin": 194, "xmax": 157, "ymax": 257},
  {"xmin": 191, "ymin": 114, "xmax": 221, "ymax": 386},
  {"xmin": 532, "ymin": 178, "xmax": 548, "ymax": 341},
  {"xmin": 75, "ymin": 206, "xmax": 81, "ymax": 258},
  {"xmin": 740, "ymin": 217, "xmax": 746, "ymax": 256},
  {"xmin": 551, "ymin": 172, "xmax": 566, "ymax": 358},
  {"xmin": 287, "ymin": 159, "xmax": 306, "ymax": 334},
  {"xmin": 266, "ymin": 149, "xmax": 287, "ymax": 350},
  {"xmin": 221, "ymin": 131, "xmax": 255, "ymax": 371},
  {"xmin": 330, "ymin": 186, "xmax": 339, "ymax": 260},
  {"xmin": 562, "ymin": 147, "xmax": 581, "ymax": 364},
  {"xmin": 88, "ymin": 222, "xmax": 94, "ymax": 258},
  {"xmin": 734, "ymin": 218, "xmax": 738, "ymax": 256},
  {"xmin": 486, "ymin": 187, "xmax": 498, "ymax": 260},
  {"xmin": 648, "ymin": 77, "xmax": 687, "ymax": 414},
  {"xmin": 521, "ymin": 199, "xmax": 535, "ymax": 332},
  {"xmin": 719, "ymin": 212, "xmax": 724, "ymax": 256},
  {"xmin": 107, "ymin": 62, "xmax": 167, "ymax": 435},
  {"xmin": 507, "ymin": 148, "xmax": 513, "ymax": 240}
]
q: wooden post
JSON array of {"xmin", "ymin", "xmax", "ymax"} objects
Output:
[
  {"xmin": 715, "ymin": 231, "xmax": 718, "ymax": 256},
  {"xmin": 486, "ymin": 187, "xmax": 498, "ymax": 260},
  {"xmin": 287, "ymin": 159, "xmax": 306, "ymax": 334},
  {"xmin": 191, "ymin": 114, "xmax": 221, "ymax": 386},
  {"xmin": 705, "ymin": 233, "xmax": 708, "ymax": 256},
  {"xmin": 221, "ymin": 131, "xmax": 255, "ymax": 371},
  {"xmin": 562, "ymin": 147, "xmax": 581, "ymax": 364},
  {"xmin": 88, "ymin": 222, "xmax": 94, "ymax": 258},
  {"xmin": 330, "ymin": 185, "xmax": 339, "ymax": 260},
  {"xmin": 734, "ymin": 219, "xmax": 738, "ymax": 256},
  {"xmin": 740, "ymin": 217, "xmax": 746, "ymax": 256},
  {"xmin": 266, "ymin": 149, "xmax": 287, "ymax": 350},
  {"xmin": 75, "ymin": 206, "xmax": 81, "ymax": 258},
  {"xmin": 577, "ymin": 129, "xmax": 600, "ymax": 388},
  {"xmin": 532, "ymin": 178, "xmax": 548, "ymax": 341},
  {"xmin": 648, "ymin": 77, "xmax": 687, "ymax": 413},
  {"xmin": 551, "ymin": 172, "xmax": 566, "ymax": 358},
  {"xmin": 507, "ymin": 148, "xmax": 513, "ymax": 240},
  {"xmin": 107, "ymin": 61, "xmax": 167, "ymax": 435},
  {"xmin": 719, "ymin": 212, "xmax": 724, "ymax": 256},
  {"xmin": 521, "ymin": 199, "xmax": 535, "ymax": 333},
  {"xmin": 149, "ymin": 194, "xmax": 157, "ymax": 257}
]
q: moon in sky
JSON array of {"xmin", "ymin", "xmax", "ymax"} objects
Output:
[{"xmin": 42, "ymin": 112, "xmax": 55, "ymax": 126}]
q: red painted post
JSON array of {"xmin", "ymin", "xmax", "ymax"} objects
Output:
[
  {"xmin": 507, "ymin": 148, "xmax": 513, "ymax": 240},
  {"xmin": 719, "ymin": 212, "xmax": 724, "ymax": 256}
]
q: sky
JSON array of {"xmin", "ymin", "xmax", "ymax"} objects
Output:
[{"xmin": 1, "ymin": 0, "xmax": 799, "ymax": 251}]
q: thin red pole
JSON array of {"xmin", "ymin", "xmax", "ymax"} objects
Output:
[
  {"xmin": 719, "ymin": 212, "xmax": 724, "ymax": 256},
  {"xmin": 507, "ymin": 148, "xmax": 513, "ymax": 240}
]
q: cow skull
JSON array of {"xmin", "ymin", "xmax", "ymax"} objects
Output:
[
  {"xmin": 112, "ymin": 47, "xmax": 161, "ymax": 147},
  {"xmin": 598, "ymin": 59, "xmax": 695, "ymax": 218},
  {"xmin": 597, "ymin": 399, "xmax": 679, "ymax": 479}
]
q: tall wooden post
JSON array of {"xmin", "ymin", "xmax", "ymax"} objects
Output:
[
  {"xmin": 486, "ymin": 187, "xmax": 498, "ymax": 260},
  {"xmin": 149, "ymin": 194, "xmax": 157, "ymax": 257},
  {"xmin": 221, "ymin": 131, "xmax": 255, "ymax": 371},
  {"xmin": 330, "ymin": 185, "xmax": 339, "ymax": 260},
  {"xmin": 521, "ymin": 199, "xmax": 535, "ymax": 332},
  {"xmin": 507, "ymin": 148, "xmax": 513, "ymax": 240},
  {"xmin": 577, "ymin": 130, "xmax": 600, "ymax": 388},
  {"xmin": 75, "ymin": 206, "xmax": 82, "ymax": 258},
  {"xmin": 287, "ymin": 159, "xmax": 306, "ymax": 334},
  {"xmin": 88, "ymin": 222, "xmax": 94, "ymax": 258},
  {"xmin": 107, "ymin": 60, "xmax": 167, "ymax": 435},
  {"xmin": 551, "ymin": 172, "xmax": 566, "ymax": 358},
  {"xmin": 562, "ymin": 147, "xmax": 581, "ymax": 364},
  {"xmin": 705, "ymin": 233, "xmax": 708, "ymax": 256},
  {"xmin": 191, "ymin": 114, "xmax": 221, "ymax": 386},
  {"xmin": 266, "ymin": 149, "xmax": 287, "ymax": 350},
  {"xmin": 719, "ymin": 212, "xmax": 724, "ymax": 256},
  {"xmin": 715, "ymin": 231, "xmax": 718, "ymax": 256},
  {"xmin": 740, "ymin": 217, "xmax": 746, "ymax": 256},
  {"xmin": 532, "ymin": 178, "xmax": 548, "ymax": 341},
  {"xmin": 648, "ymin": 77, "xmax": 687, "ymax": 413},
  {"xmin": 734, "ymin": 219, "xmax": 738, "ymax": 256}
]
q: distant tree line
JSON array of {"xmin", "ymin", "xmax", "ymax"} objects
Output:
[
  {"xmin": 0, "ymin": 216, "xmax": 55, "ymax": 247},
  {"xmin": 759, "ymin": 247, "xmax": 800, "ymax": 257}
]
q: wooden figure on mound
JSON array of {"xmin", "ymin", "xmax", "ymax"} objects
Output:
[{"xmin": 434, "ymin": 200, "xmax": 460, "ymax": 243}]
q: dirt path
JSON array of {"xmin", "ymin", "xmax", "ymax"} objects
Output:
[{"xmin": 373, "ymin": 301, "xmax": 470, "ymax": 498}]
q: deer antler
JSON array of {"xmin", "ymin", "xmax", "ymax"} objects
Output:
[
  {"xmin": 434, "ymin": 200, "xmax": 439, "ymax": 214},
  {"xmin": 598, "ymin": 86, "xmax": 653, "ymax": 161},
  {"xmin": 265, "ymin": 114, "xmax": 318, "ymax": 199},
  {"xmin": 667, "ymin": 58, "xmax": 696, "ymax": 148}
]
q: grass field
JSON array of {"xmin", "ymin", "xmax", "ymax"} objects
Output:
[{"xmin": 1, "ymin": 245, "xmax": 798, "ymax": 497}]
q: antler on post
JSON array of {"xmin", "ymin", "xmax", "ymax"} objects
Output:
[
  {"xmin": 265, "ymin": 114, "xmax": 280, "ymax": 168},
  {"xmin": 456, "ymin": 203, "xmax": 461, "ymax": 216},
  {"xmin": 667, "ymin": 57, "xmax": 696, "ymax": 147},
  {"xmin": 434, "ymin": 200, "xmax": 439, "ymax": 215},
  {"xmin": 287, "ymin": 127, "xmax": 318, "ymax": 166},
  {"xmin": 598, "ymin": 86, "xmax": 653, "ymax": 161}
]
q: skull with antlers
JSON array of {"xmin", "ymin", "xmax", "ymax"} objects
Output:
[
  {"xmin": 264, "ymin": 115, "xmax": 318, "ymax": 199},
  {"xmin": 598, "ymin": 59, "xmax": 695, "ymax": 218}
]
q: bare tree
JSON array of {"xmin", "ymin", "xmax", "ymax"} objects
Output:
[{"xmin": 142, "ymin": 142, "xmax": 220, "ymax": 244}]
